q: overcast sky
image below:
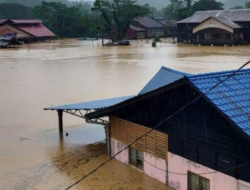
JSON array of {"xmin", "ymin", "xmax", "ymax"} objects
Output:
[{"xmin": 80, "ymin": 0, "xmax": 250, "ymax": 9}]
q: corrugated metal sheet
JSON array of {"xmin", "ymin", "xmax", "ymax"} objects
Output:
[
  {"xmin": 134, "ymin": 17, "xmax": 164, "ymax": 28},
  {"xmin": 139, "ymin": 66, "xmax": 190, "ymax": 95},
  {"xmin": 189, "ymin": 69, "xmax": 250, "ymax": 136},
  {"xmin": 18, "ymin": 24, "xmax": 56, "ymax": 37},
  {"xmin": 44, "ymin": 95, "xmax": 135, "ymax": 110},
  {"xmin": 211, "ymin": 16, "xmax": 242, "ymax": 29},
  {"xmin": 178, "ymin": 9, "xmax": 250, "ymax": 23},
  {"xmin": 12, "ymin": 20, "xmax": 43, "ymax": 24}
]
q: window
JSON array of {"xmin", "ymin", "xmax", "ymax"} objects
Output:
[
  {"xmin": 129, "ymin": 148, "xmax": 143, "ymax": 170},
  {"xmin": 188, "ymin": 172, "xmax": 210, "ymax": 190}
]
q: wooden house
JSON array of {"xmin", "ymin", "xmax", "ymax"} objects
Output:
[
  {"xmin": 177, "ymin": 9, "xmax": 250, "ymax": 45},
  {"xmin": 45, "ymin": 67, "xmax": 250, "ymax": 190},
  {"xmin": 132, "ymin": 17, "xmax": 165, "ymax": 38}
]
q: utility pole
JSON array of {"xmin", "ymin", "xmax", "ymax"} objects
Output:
[{"xmin": 187, "ymin": 0, "xmax": 192, "ymax": 10}]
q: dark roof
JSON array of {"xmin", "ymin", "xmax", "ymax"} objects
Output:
[
  {"xmin": 12, "ymin": 19, "xmax": 43, "ymax": 24},
  {"xmin": 134, "ymin": 17, "xmax": 164, "ymax": 28},
  {"xmin": 130, "ymin": 25, "xmax": 145, "ymax": 32},
  {"xmin": 189, "ymin": 69, "xmax": 250, "ymax": 137},
  {"xmin": 45, "ymin": 95, "xmax": 135, "ymax": 111},
  {"xmin": 139, "ymin": 66, "xmax": 189, "ymax": 95},
  {"xmin": 178, "ymin": 9, "xmax": 250, "ymax": 23}
]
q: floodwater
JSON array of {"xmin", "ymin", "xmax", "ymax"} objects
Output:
[{"xmin": 0, "ymin": 39, "xmax": 250, "ymax": 190}]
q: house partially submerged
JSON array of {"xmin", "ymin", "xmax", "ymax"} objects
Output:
[
  {"xmin": 45, "ymin": 67, "xmax": 250, "ymax": 190},
  {"xmin": 132, "ymin": 17, "xmax": 165, "ymax": 38},
  {"xmin": 177, "ymin": 9, "xmax": 250, "ymax": 45},
  {"xmin": 126, "ymin": 25, "xmax": 146, "ymax": 39},
  {"xmin": 0, "ymin": 34, "xmax": 23, "ymax": 48},
  {"xmin": 0, "ymin": 19, "xmax": 56, "ymax": 41}
]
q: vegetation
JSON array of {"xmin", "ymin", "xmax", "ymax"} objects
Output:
[
  {"xmin": 0, "ymin": 3, "xmax": 34, "ymax": 19},
  {"xmin": 92, "ymin": 0, "xmax": 150, "ymax": 41}
]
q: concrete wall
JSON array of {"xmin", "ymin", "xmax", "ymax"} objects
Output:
[
  {"xmin": 168, "ymin": 152, "xmax": 250, "ymax": 190},
  {"xmin": 143, "ymin": 152, "xmax": 168, "ymax": 184},
  {"xmin": 111, "ymin": 138, "xmax": 129, "ymax": 165}
]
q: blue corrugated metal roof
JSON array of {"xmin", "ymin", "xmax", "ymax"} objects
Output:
[
  {"xmin": 139, "ymin": 66, "xmax": 190, "ymax": 95},
  {"xmin": 44, "ymin": 95, "xmax": 135, "ymax": 110},
  {"xmin": 189, "ymin": 69, "xmax": 250, "ymax": 137}
]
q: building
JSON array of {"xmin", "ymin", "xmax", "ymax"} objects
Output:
[
  {"xmin": 0, "ymin": 19, "xmax": 56, "ymax": 41},
  {"xmin": 126, "ymin": 25, "xmax": 146, "ymax": 39},
  {"xmin": 45, "ymin": 67, "xmax": 250, "ymax": 190},
  {"xmin": 132, "ymin": 17, "xmax": 165, "ymax": 38},
  {"xmin": 177, "ymin": 9, "xmax": 250, "ymax": 45}
]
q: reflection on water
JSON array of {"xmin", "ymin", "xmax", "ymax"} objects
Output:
[{"xmin": 0, "ymin": 39, "xmax": 250, "ymax": 189}]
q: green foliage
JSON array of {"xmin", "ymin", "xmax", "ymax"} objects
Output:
[
  {"xmin": 245, "ymin": 2, "xmax": 250, "ymax": 8},
  {"xmin": 191, "ymin": 0, "xmax": 224, "ymax": 13},
  {"xmin": 231, "ymin": 5, "xmax": 244, "ymax": 9},
  {"xmin": 164, "ymin": 0, "xmax": 224, "ymax": 20},
  {"xmin": 0, "ymin": 3, "xmax": 34, "ymax": 19},
  {"xmin": 152, "ymin": 41, "xmax": 156, "ymax": 47},
  {"xmin": 32, "ymin": 1, "xmax": 95, "ymax": 38},
  {"xmin": 154, "ymin": 36, "xmax": 161, "ymax": 42},
  {"xmin": 92, "ymin": 0, "xmax": 150, "ymax": 41}
]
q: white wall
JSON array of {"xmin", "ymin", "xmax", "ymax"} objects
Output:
[
  {"xmin": 168, "ymin": 152, "xmax": 250, "ymax": 190},
  {"xmin": 111, "ymin": 138, "xmax": 129, "ymax": 165}
]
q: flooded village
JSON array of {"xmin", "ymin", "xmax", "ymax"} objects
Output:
[{"xmin": 1, "ymin": 0, "xmax": 250, "ymax": 190}]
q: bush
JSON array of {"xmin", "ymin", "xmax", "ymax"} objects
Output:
[
  {"xmin": 154, "ymin": 36, "xmax": 161, "ymax": 42},
  {"xmin": 152, "ymin": 41, "xmax": 156, "ymax": 47}
]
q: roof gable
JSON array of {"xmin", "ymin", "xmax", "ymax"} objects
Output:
[
  {"xmin": 189, "ymin": 69, "xmax": 250, "ymax": 137},
  {"xmin": 139, "ymin": 66, "xmax": 190, "ymax": 95}
]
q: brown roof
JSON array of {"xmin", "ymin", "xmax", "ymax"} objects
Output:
[
  {"xmin": 134, "ymin": 17, "xmax": 164, "ymax": 28},
  {"xmin": 178, "ymin": 9, "xmax": 250, "ymax": 23}
]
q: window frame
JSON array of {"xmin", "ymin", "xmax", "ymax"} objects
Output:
[
  {"xmin": 188, "ymin": 171, "xmax": 210, "ymax": 190},
  {"xmin": 129, "ymin": 147, "xmax": 144, "ymax": 171}
]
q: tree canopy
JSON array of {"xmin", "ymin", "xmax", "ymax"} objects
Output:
[
  {"xmin": 0, "ymin": 3, "xmax": 34, "ymax": 19},
  {"xmin": 92, "ymin": 0, "xmax": 150, "ymax": 41}
]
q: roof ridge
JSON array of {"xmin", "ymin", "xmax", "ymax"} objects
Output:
[
  {"xmin": 161, "ymin": 66, "xmax": 190, "ymax": 76},
  {"xmin": 189, "ymin": 68, "xmax": 250, "ymax": 79}
]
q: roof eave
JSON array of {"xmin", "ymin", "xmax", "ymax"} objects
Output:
[{"xmin": 86, "ymin": 78, "xmax": 187, "ymax": 120}]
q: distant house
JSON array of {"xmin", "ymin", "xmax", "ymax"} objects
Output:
[
  {"xmin": 126, "ymin": 25, "xmax": 146, "ymax": 39},
  {"xmin": 153, "ymin": 17, "xmax": 177, "ymax": 37},
  {"xmin": 46, "ymin": 67, "xmax": 250, "ymax": 190},
  {"xmin": 177, "ymin": 9, "xmax": 250, "ymax": 45},
  {"xmin": 0, "ymin": 19, "xmax": 56, "ymax": 41},
  {"xmin": 132, "ymin": 17, "xmax": 165, "ymax": 38}
]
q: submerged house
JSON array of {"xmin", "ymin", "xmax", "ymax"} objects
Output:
[
  {"xmin": 177, "ymin": 9, "xmax": 250, "ymax": 45},
  {"xmin": 45, "ymin": 67, "xmax": 250, "ymax": 190},
  {"xmin": 0, "ymin": 19, "xmax": 56, "ymax": 41},
  {"xmin": 126, "ymin": 25, "xmax": 146, "ymax": 39},
  {"xmin": 132, "ymin": 17, "xmax": 165, "ymax": 38}
]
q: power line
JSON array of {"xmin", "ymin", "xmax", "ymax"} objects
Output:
[{"xmin": 65, "ymin": 61, "xmax": 250, "ymax": 190}]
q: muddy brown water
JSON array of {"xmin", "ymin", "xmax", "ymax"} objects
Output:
[{"xmin": 0, "ymin": 39, "xmax": 250, "ymax": 190}]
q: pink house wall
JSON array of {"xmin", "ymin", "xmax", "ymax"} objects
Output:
[
  {"xmin": 143, "ymin": 152, "xmax": 168, "ymax": 184},
  {"xmin": 111, "ymin": 138, "xmax": 129, "ymax": 165},
  {"xmin": 168, "ymin": 152, "xmax": 250, "ymax": 190}
]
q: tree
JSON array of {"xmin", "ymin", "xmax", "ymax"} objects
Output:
[
  {"xmin": 245, "ymin": 2, "xmax": 250, "ymax": 8},
  {"xmin": 231, "ymin": 5, "xmax": 244, "ymax": 9},
  {"xmin": 33, "ymin": 1, "xmax": 83, "ymax": 37},
  {"xmin": 164, "ymin": 0, "xmax": 192, "ymax": 20},
  {"xmin": 191, "ymin": 0, "xmax": 224, "ymax": 14},
  {"xmin": 92, "ymin": 0, "xmax": 150, "ymax": 42},
  {"xmin": 0, "ymin": 3, "xmax": 34, "ymax": 19}
]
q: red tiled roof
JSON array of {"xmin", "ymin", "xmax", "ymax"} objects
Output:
[{"xmin": 18, "ymin": 24, "xmax": 56, "ymax": 37}]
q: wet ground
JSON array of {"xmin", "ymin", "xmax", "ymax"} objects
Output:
[{"xmin": 0, "ymin": 39, "xmax": 250, "ymax": 189}]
